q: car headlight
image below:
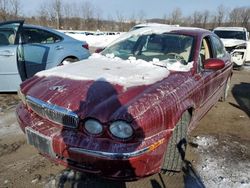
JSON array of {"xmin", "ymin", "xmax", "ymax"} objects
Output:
[
  {"xmin": 84, "ymin": 119, "xmax": 103, "ymax": 135},
  {"xmin": 17, "ymin": 89, "xmax": 26, "ymax": 105},
  {"xmin": 236, "ymin": 43, "xmax": 247, "ymax": 49},
  {"xmin": 109, "ymin": 121, "xmax": 133, "ymax": 139}
]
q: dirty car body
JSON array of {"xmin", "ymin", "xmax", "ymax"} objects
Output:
[{"xmin": 16, "ymin": 26, "xmax": 233, "ymax": 180}]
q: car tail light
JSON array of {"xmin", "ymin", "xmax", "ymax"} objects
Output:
[{"xmin": 82, "ymin": 44, "xmax": 89, "ymax": 50}]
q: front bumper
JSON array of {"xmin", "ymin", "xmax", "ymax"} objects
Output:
[{"xmin": 16, "ymin": 103, "xmax": 170, "ymax": 180}]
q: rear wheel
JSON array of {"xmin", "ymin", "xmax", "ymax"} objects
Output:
[{"xmin": 161, "ymin": 111, "xmax": 191, "ymax": 175}]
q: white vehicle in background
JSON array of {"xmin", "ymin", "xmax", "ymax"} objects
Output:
[
  {"xmin": 130, "ymin": 23, "xmax": 179, "ymax": 31},
  {"xmin": 213, "ymin": 27, "xmax": 250, "ymax": 67},
  {"xmin": 61, "ymin": 30, "xmax": 121, "ymax": 48}
]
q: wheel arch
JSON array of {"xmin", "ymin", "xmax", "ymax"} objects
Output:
[{"xmin": 58, "ymin": 56, "xmax": 79, "ymax": 66}]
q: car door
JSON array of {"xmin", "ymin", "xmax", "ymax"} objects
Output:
[
  {"xmin": 194, "ymin": 35, "xmax": 227, "ymax": 121},
  {"xmin": 20, "ymin": 27, "xmax": 63, "ymax": 79},
  {"xmin": 0, "ymin": 20, "xmax": 23, "ymax": 92},
  {"xmin": 19, "ymin": 27, "xmax": 50, "ymax": 79}
]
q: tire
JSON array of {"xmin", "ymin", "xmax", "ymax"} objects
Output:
[
  {"xmin": 60, "ymin": 57, "xmax": 79, "ymax": 65},
  {"xmin": 220, "ymin": 76, "xmax": 231, "ymax": 102},
  {"xmin": 161, "ymin": 111, "xmax": 191, "ymax": 175}
]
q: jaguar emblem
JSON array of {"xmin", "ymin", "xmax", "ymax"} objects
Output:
[{"xmin": 49, "ymin": 85, "xmax": 66, "ymax": 92}]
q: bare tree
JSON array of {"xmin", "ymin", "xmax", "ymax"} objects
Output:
[
  {"xmin": 170, "ymin": 8, "xmax": 182, "ymax": 24},
  {"xmin": 1, "ymin": 0, "xmax": 248, "ymax": 32},
  {"xmin": 62, "ymin": 2, "xmax": 81, "ymax": 29},
  {"xmin": 202, "ymin": 10, "xmax": 210, "ymax": 29},
  {"xmin": 9, "ymin": 0, "xmax": 20, "ymax": 19},
  {"xmin": 0, "ymin": 0, "xmax": 9, "ymax": 21},
  {"xmin": 240, "ymin": 7, "xmax": 250, "ymax": 28},
  {"xmin": 107, "ymin": 14, "xmax": 116, "ymax": 31},
  {"xmin": 163, "ymin": 14, "xmax": 170, "ymax": 24},
  {"xmin": 229, "ymin": 7, "xmax": 250, "ymax": 28},
  {"xmin": 229, "ymin": 8, "xmax": 241, "ymax": 26},
  {"xmin": 81, "ymin": 1, "xmax": 94, "ymax": 30},
  {"xmin": 37, "ymin": 0, "xmax": 63, "ymax": 28},
  {"xmin": 38, "ymin": 2, "xmax": 53, "ymax": 27},
  {"xmin": 137, "ymin": 10, "xmax": 146, "ymax": 23},
  {"xmin": 0, "ymin": 0, "xmax": 21, "ymax": 20},
  {"xmin": 192, "ymin": 11, "xmax": 203, "ymax": 27},
  {"xmin": 94, "ymin": 6, "xmax": 103, "ymax": 30},
  {"xmin": 116, "ymin": 11, "xmax": 125, "ymax": 31},
  {"xmin": 52, "ymin": 0, "xmax": 62, "ymax": 29},
  {"xmin": 217, "ymin": 4, "xmax": 227, "ymax": 26}
]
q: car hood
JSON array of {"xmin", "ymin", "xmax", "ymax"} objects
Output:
[
  {"xmin": 221, "ymin": 38, "xmax": 246, "ymax": 47},
  {"xmin": 21, "ymin": 54, "xmax": 192, "ymax": 122},
  {"xmin": 35, "ymin": 54, "xmax": 171, "ymax": 89}
]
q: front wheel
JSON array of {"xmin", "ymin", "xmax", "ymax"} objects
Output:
[{"xmin": 161, "ymin": 110, "xmax": 191, "ymax": 175}]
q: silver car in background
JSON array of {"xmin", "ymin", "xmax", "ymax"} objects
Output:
[{"xmin": 0, "ymin": 20, "xmax": 90, "ymax": 92}]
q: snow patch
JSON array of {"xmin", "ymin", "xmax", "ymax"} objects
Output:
[
  {"xmin": 193, "ymin": 135, "xmax": 218, "ymax": 149},
  {"xmin": 67, "ymin": 33, "xmax": 121, "ymax": 48},
  {"xmin": 36, "ymin": 53, "xmax": 171, "ymax": 89},
  {"xmin": 153, "ymin": 59, "xmax": 194, "ymax": 72},
  {"xmin": 37, "ymin": 53, "xmax": 193, "ymax": 89},
  {"xmin": 193, "ymin": 135, "xmax": 250, "ymax": 188}
]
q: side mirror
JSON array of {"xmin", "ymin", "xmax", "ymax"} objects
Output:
[{"xmin": 204, "ymin": 58, "xmax": 225, "ymax": 70}]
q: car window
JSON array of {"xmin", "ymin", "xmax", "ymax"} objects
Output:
[
  {"xmin": 214, "ymin": 30, "xmax": 246, "ymax": 40},
  {"xmin": 199, "ymin": 37, "xmax": 212, "ymax": 70},
  {"xmin": 211, "ymin": 36, "xmax": 226, "ymax": 58},
  {"xmin": 22, "ymin": 28, "xmax": 62, "ymax": 44},
  {"xmin": 102, "ymin": 33, "xmax": 194, "ymax": 63},
  {"xmin": 0, "ymin": 28, "xmax": 16, "ymax": 45}
]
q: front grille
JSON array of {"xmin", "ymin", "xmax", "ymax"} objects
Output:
[{"xmin": 26, "ymin": 95, "xmax": 79, "ymax": 128}]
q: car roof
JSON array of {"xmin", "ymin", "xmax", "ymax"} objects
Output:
[
  {"xmin": 129, "ymin": 26, "xmax": 211, "ymax": 37},
  {"xmin": 130, "ymin": 23, "xmax": 180, "ymax": 31},
  {"xmin": 133, "ymin": 22, "xmax": 179, "ymax": 28}
]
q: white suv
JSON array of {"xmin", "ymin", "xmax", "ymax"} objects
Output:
[{"xmin": 213, "ymin": 27, "xmax": 250, "ymax": 67}]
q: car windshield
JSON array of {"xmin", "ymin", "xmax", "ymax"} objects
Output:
[
  {"xmin": 214, "ymin": 30, "xmax": 246, "ymax": 40},
  {"xmin": 101, "ymin": 33, "xmax": 194, "ymax": 64}
]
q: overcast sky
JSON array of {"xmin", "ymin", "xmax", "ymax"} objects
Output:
[{"xmin": 20, "ymin": 0, "xmax": 250, "ymax": 19}]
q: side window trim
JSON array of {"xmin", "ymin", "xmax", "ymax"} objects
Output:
[{"xmin": 198, "ymin": 35, "xmax": 213, "ymax": 72}]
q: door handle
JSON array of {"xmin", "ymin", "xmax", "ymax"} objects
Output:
[
  {"xmin": 0, "ymin": 50, "xmax": 15, "ymax": 56},
  {"xmin": 55, "ymin": 46, "xmax": 63, "ymax": 50}
]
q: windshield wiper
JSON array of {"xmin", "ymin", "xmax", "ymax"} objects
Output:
[{"xmin": 152, "ymin": 63, "xmax": 167, "ymax": 68}]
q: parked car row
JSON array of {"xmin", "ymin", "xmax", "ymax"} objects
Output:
[
  {"xmin": 16, "ymin": 25, "xmax": 233, "ymax": 180},
  {"xmin": 0, "ymin": 20, "xmax": 90, "ymax": 92}
]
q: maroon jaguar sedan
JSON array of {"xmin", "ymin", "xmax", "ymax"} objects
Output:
[{"xmin": 16, "ymin": 26, "xmax": 233, "ymax": 180}]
